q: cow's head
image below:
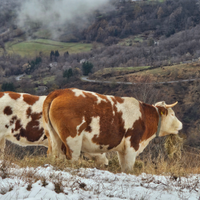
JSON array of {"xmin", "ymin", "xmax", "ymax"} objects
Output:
[{"xmin": 155, "ymin": 101, "xmax": 182, "ymax": 137}]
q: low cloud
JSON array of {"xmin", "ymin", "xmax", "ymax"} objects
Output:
[{"xmin": 16, "ymin": 0, "xmax": 112, "ymax": 39}]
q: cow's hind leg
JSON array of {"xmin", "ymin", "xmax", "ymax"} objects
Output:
[
  {"xmin": 47, "ymin": 127, "xmax": 65, "ymax": 159},
  {"xmin": 60, "ymin": 134, "xmax": 82, "ymax": 162},
  {"xmin": 117, "ymin": 148, "xmax": 137, "ymax": 172}
]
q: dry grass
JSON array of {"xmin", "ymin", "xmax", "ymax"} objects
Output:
[{"xmin": 2, "ymin": 135, "xmax": 200, "ymax": 177}]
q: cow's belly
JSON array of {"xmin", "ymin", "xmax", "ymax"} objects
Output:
[
  {"xmin": 0, "ymin": 123, "xmax": 48, "ymax": 147},
  {"xmin": 81, "ymin": 132, "xmax": 125, "ymax": 153}
]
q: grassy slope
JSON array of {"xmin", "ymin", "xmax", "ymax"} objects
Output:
[
  {"xmin": 114, "ymin": 63, "xmax": 200, "ymax": 83},
  {"xmin": 92, "ymin": 66, "xmax": 150, "ymax": 78},
  {"xmin": 4, "ymin": 39, "xmax": 92, "ymax": 57}
]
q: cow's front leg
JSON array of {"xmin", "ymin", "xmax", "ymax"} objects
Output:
[{"xmin": 117, "ymin": 147, "xmax": 137, "ymax": 172}]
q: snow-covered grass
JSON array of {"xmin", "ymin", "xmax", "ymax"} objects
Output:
[
  {"xmin": 1, "ymin": 159, "xmax": 200, "ymax": 200},
  {"xmin": 1, "ymin": 137, "xmax": 200, "ymax": 199}
]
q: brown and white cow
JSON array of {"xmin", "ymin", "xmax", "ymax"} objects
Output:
[
  {"xmin": 0, "ymin": 91, "xmax": 108, "ymax": 166},
  {"xmin": 43, "ymin": 88, "xmax": 183, "ymax": 172}
]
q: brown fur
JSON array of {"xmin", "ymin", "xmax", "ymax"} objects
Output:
[
  {"xmin": 125, "ymin": 103, "xmax": 159, "ymax": 151},
  {"xmin": 4, "ymin": 106, "xmax": 12, "ymax": 115},
  {"xmin": 8, "ymin": 92, "xmax": 20, "ymax": 100},
  {"xmin": 23, "ymin": 94, "xmax": 39, "ymax": 105}
]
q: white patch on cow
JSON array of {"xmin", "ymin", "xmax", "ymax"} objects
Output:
[
  {"xmin": 66, "ymin": 134, "xmax": 83, "ymax": 161},
  {"xmin": 71, "ymin": 88, "xmax": 86, "ymax": 98},
  {"xmin": 79, "ymin": 116, "xmax": 107, "ymax": 153},
  {"xmin": 76, "ymin": 116, "xmax": 86, "ymax": 133},
  {"xmin": 116, "ymin": 97, "xmax": 141, "ymax": 131},
  {"xmin": 72, "ymin": 88, "xmax": 111, "ymax": 105},
  {"xmin": 106, "ymin": 96, "xmax": 115, "ymax": 115},
  {"xmin": 106, "ymin": 96, "xmax": 115, "ymax": 106},
  {"xmin": 83, "ymin": 91, "xmax": 107, "ymax": 105},
  {"xmin": 118, "ymin": 136, "xmax": 137, "ymax": 172},
  {"xmin": 136, "ymin": 134, "xmax": 156, "ymax": 156},
  {"xmin": 93, "ymin": 93, "xmax": 107, "ymax": 104}
]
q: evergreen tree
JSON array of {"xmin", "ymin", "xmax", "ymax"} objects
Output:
[
  {"xmin": 63, "ymin": 68, "xmax": 73, "ymax": 79},
  {"xmin": 26, "ymin": 57, "xmax": 42, "ymax": 74},
  {"xmin": 55, "ymin": 50, "xmax": 60, "ymax": 61},
  {"xmin": 50, "ymin": 50, "xmax": 54, "ymax": 61},
  {"xmin": 82, "ymin": 61, "xmax": 93, "ymax": 75},
  {"xmin": 2, "ymin": 82, "xmax": 15, "ymax": 91}
]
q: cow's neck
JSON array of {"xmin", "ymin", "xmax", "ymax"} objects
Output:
[{"xmin": 154, "ymin": 107, "xmax": 162, "ymax": 137}]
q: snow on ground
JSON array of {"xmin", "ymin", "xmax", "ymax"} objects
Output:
[{"xmin": 0, "ymin": 161, "xmax": 200, "ymax": 200}]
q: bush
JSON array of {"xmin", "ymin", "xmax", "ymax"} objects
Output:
[
  {"xmin": 63, "ymin": 68, "xmax": 73, "ymax": 79},
  {"xmin": 82, "ymin": 61, "xmax": 93, "ymax": 76},
  {"xmin": 26, "ymin": 57, "xmax": 42, "ymax": 74},
  {"xmin": 1, "ymin": 82, "xmax": 15, "ymax": 91}
]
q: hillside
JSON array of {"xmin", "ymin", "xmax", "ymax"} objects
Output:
[{"xmin": 0, "ymin": 0, "xmax": 200, "ymax": 164}]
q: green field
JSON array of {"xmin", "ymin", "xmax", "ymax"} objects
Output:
[{"xmin": 3, "ymin": 39, "xmax": 92, "ymax": 57}]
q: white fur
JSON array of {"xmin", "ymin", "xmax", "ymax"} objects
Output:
[
  {"xmin": 116, "ymin": 97, "xmax": 141, "ymax": 131},
  {"xmin": 72, "ymin": 88, "xmax": 86, "ymax": 98}
]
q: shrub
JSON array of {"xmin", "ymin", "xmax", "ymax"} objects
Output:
[
  {"xmin": 82, "ymin": 61, "xmax": 93, "ymax": 76},
  {"xmin": 63, "ymin": 68, "xmax": 73, "ymax": 79},
  {"xmin": 1, "ymin": 82, "xmax": 15, "ymax": 91}
]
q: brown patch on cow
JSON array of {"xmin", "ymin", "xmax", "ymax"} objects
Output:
[
  {"xmin": 10, "ymin": 116, "xmax": 17, "ymax": 126},
  {"xmin": 26, "ymin": 107, "xmax": 32, "ymax": 118},
  {"xmin": 0, "ymin": 92, "xmax": 4, "ymax": 98},
  {"xmin": 19, "ymin": 111, "xmax": 43, "ymax": 142},
  {"xmin": 14, "ymin": 134, "xmax": 20, "ymax": 141},
  {"xmin": 156, "ymin": 106, "xmax": 168, "ymax": 116},
  {"xmin": 4, "ymin": 106, "xmax": 12, "ymax": 115},
  {"xmin": 11, "ymin": 110, "xmax": 44, "ymax": 142},
  {"xmin": 85, "ymin": 125, "xmax": 92, "ymax": 133},
  {"xmin": 15, "ymin": 119, "xmax": 22, "ymax": 131},
  {"xmin": 7, "ymin": 92, "xmax": 21, "ymax": 100},
  {"xmin": 114, "ymin": 96, "xmax": 124, "ymax": 104},
  {"xmin": 92, "ymin": 108, "xmax": 125, "ymax": 150},
  {"xmin": 125, "ymin": 103, "xmax": 159, "ymax": 151},
  {"xmin": 23, "ymin": 94, "xmax": 39, "ymax": 105},
  {"xmin": 43, "ymin": 135, "xmax": 47, "ymax": 140},
  {"xmin": 77, "ymin": 121, "xmax": 88, "ymax": 135},
  {"xmin": 5, "ymin": 125, "xmax": 9, "ymax": 129},
  {"xmin": 11, "ymin": 119, "xmax": 22, "ymax": 134}
]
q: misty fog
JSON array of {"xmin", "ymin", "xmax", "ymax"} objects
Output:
[{"xmin": 16, "ymin": 0, "xmax": 113, "ymax": 39}]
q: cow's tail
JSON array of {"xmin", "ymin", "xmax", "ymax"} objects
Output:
[
  {"xmin": 43, "ymin": 90, "xmax": 62, "ymax": 156},
  {"xmin": 43, "ymin": 90, "xmax": 71, "ymax": 159},
  {"xmin": 43, "ymin": 90, "xmax": 61, "ymax": 128}
]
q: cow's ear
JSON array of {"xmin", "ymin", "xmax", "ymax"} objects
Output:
[{"xmin": 156, "ymin": 106, "xmax": 168, "ymax": 116}]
